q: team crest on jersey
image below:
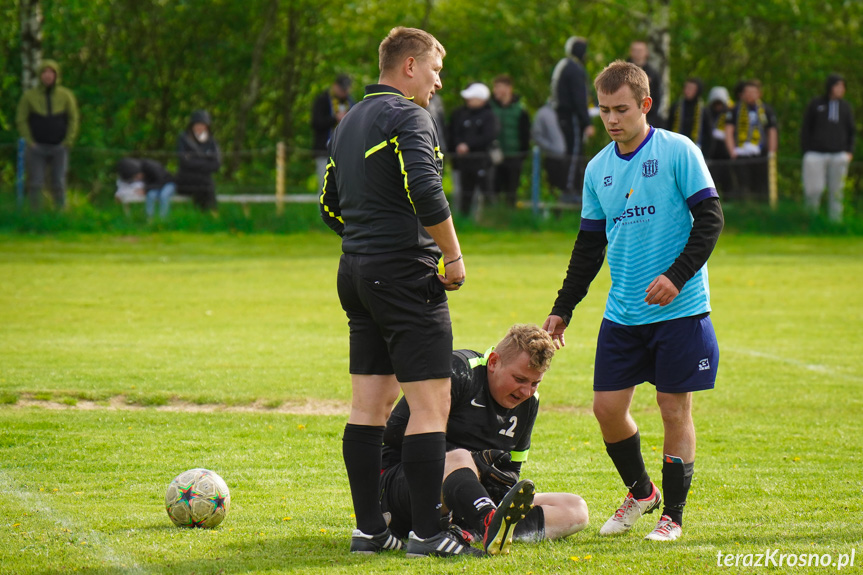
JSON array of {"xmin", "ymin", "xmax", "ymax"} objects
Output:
[
  {"xmin": 603, "ymin": 175, "xmax": 613, "ymax": 187},
  {"xmin": 642, "ymin": 159, "xmax": 659, "ymax": 178}
]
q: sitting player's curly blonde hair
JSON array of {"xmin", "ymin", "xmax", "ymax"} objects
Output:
[{"xmin": 494, "ymin": 324, "xmax": 556, "ymax": 372}]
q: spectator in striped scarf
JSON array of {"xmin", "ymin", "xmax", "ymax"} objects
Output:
[
  {"xmin": 668, "ymin": 78, "xmax": 710, "ymax": 150},
  {"xmin": 724, "ymin": 80, "xmax": 778, "ymax": 199}
]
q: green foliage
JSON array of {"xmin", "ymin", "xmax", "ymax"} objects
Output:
[{"xmin": 2, "ymin": 0, "xmax": 862, "ymax": 198}]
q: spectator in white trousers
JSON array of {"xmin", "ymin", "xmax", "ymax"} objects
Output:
[{"xmin": 801, "ymin": 74, "xmax": 855, "ymax": 221}]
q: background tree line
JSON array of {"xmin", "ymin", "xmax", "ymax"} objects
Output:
[{"xmin": 1, "ymin": 0, "xmax": 861, "ymax": 200}]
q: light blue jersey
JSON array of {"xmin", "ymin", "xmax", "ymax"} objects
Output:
[{"xmin": 581, "ymin": 128, "xmax": 718, "ymax": 326}]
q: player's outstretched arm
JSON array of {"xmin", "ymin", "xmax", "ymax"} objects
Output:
[{"xmin": 546, "ymin": 228, "xmax": 607, "ymax": 342}]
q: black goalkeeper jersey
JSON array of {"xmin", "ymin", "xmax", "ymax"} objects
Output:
[{"xmin": 382, "ymin": 348, "xmax": 539, "ymax": 471}]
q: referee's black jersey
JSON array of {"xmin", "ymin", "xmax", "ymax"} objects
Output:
[
  {"xmin": 382, "ymin": 349, "xmax": 539, "ymax": 470},
  {"xmin": 320, "ymin": 84, "xmax": 451, "ymax": 255}
]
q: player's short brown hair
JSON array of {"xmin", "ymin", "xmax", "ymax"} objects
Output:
[
  {"xmin": 594, "ymin": 60, "xmax": 650, "ymax": 104},
  {"xmin": 378, "ymin": 27, "xmax": 445, "ymax": 73},
  {"xmin": 495, "ymin": 324, "xmax": 556, "ymax": 372},
  {"xmin": 493, "ymin": 74, "xmax": 513, "ymax": 86}
]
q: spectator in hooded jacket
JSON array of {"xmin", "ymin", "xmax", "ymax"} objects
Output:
[
  {"xmin": 551, "ymin": 36, "xmax": 595, "ymax": 199},
  {"xmin": 532, "ymin": 98, "xmax": 569, "ymax": 196},
  {"xmin": 801, "ymin": 74, "xmax": 856, "ymax": 221},
  {"xmin": 176, "ymin": 110, "xmax": 221, "ymax": 212},
  {"xmin": 16, "ymin": 59, "xmax": 79, "ymax": 211},
  {"xmin": 668, "ymin": 78, "xmax": 710, "ymax": 150},
  {"xmin": 490, "ymin": 75, "xmax": 531, "ymax": 207},
  {"xmin": 450, "ymin": 83, "xmax": 500, "ymax": 215}
]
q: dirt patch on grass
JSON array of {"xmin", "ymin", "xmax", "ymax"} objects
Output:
[{"xmin": 10, "ymin": 395, "xmax": 350, "ymax": 416}]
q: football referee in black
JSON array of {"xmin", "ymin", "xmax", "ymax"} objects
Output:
[{"xmin": 320, "ymin": 27, "xmax": 476, "ymax": 558}]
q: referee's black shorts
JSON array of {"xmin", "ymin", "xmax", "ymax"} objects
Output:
[{"xmin": 337, "ymin": 250, "xmax": 452, "ymax": 382}]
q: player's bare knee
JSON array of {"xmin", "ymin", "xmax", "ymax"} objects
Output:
[
  {"xmin": 592, "ymin": 400, "xmax": 627, "ymax": 428},
  {"xmin": 656, "ymin": 394, "xmax": 692, "ymax": 426},
  {"xmin": 444, "ymin": 449, "xmax": 478, "ymax": 477},
  {"xmin": 559, "ymin": 494, "xmax": 589, "ymax": 535}
]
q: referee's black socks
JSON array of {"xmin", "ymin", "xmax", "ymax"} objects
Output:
[
  {"xmin": 605, "ymin": 430, "xmax": 653, "ymax": 500},
  {"xmin": 342, "ymin": 423, "xmax": 387, "ymax": 535},
  {"xmin": 402, "ymin": 432, "xmax": 447, "ymax": 539}
]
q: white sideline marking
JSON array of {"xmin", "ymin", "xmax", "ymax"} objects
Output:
[
  {"xmin": 727, "ymin": 347, "xmax": 863, "ymax": 382},
  {"xmin": 0, "ymin": 470, "xmax": 148, "ymax": 574}
]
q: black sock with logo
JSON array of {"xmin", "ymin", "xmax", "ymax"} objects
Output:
[
  {"xmin": 442, "ymin": 467, "xmax": 496, "ymax": 534},
  {"xmin": 605, "ymin": 430, "xmax": 652, "ymax": 500}
]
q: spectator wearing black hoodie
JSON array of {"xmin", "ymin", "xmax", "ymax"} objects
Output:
[
  {"xmin": 801, "ymin": 74, "xmax": 856, "ymax": 221},
  {"xmin": 450, "ymin": 83, "xmax": 500, "ymax": 215},
  {"xmin": 550, "ymin": 36, "xmax": 595, "ymax": 199},
  {"xmin": 668, "ymin": 78, "xmax": 710, "ymax": 150},
  {"xmin": 176, "ymin": 110, "xmax": 221, "ymax": 212}
]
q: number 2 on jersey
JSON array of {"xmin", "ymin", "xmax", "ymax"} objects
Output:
[{"xmin": 499, "ymin": 416, "xmax": 517, "ymax": 438}]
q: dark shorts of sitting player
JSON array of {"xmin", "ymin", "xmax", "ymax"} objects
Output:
[
  {"xmin": 380, "ymin": 463, "xmax": 545, "ymax": 542},
  {"xmin": 593, "ymin": 313, "xmax": 719, "ymax": 393},
  {"xmin": 337, "ymin": 250, "xmax": 452, "ymax": 382}
]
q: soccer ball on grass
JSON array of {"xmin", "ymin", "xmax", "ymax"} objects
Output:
[{"xmin": 165, "ymin": 468, "xmax": 231, "ymax": 528}]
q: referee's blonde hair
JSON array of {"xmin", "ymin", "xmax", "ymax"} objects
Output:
[
  {"xmin": 378, "ymin": 27, "xmax": 446, "ymax": 73},
  {"xmin": 495, "ymin": 324, "xmax": 556, "ymax": 372}
]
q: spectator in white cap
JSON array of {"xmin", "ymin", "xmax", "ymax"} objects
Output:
[{"xmin": 449, "ymin": 83, "xmax": 500, "ymax": 215}]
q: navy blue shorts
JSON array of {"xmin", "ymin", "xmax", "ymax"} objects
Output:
[
  {"xmin": 337, "ymin": 251, "xmax": 452, "ymax": 382},
  {"xmin": 593, "ymin": 313, "xmax": 718, "ymax": 393}
]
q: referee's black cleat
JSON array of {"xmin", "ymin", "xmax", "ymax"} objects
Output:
[
  {"xmin": 350, "ymin": 527, "xmax": 403, "ymax": 554},
  {"xmin": 406, "ymin": 526, "xmax": 484, "ymax": 558},
  {"xmin": 482, "ymin": 479, "xmax": 535, "ymax": 555}
]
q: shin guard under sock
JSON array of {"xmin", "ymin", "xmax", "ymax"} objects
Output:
[{"xmin": 661, "ymin": 455, "xmax": 694, "ymax": 525}]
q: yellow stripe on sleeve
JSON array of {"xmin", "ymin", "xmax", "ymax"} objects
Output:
[
  {"xmin": 365, "ymin": 140, "xmax": 388, "ymax": 158},
  {"xmin": 319, "ymin": 157, "xmax": 343, "ymax": 224},
  {"xmin": 389, "ymin": 135, "xmax": 416, "ymax": 213}
]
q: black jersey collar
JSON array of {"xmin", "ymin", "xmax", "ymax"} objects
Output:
[{"xmin": 364, "ymin": 84, "xmax": 415, "ymax": 101}]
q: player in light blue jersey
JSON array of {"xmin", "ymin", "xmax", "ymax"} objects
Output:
[{"xmin": 543, "ymin": 61, "xmax": 724, "ymax": 542}]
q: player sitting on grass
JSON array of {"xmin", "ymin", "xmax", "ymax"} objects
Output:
[{"xmin": 378, "ymin": 324, "xmax": 589, "ymax": 556}]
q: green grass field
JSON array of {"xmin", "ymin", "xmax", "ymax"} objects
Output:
[{"xmin": 1, "ymin": 231, "xmax": 861, "ymax": 574}]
